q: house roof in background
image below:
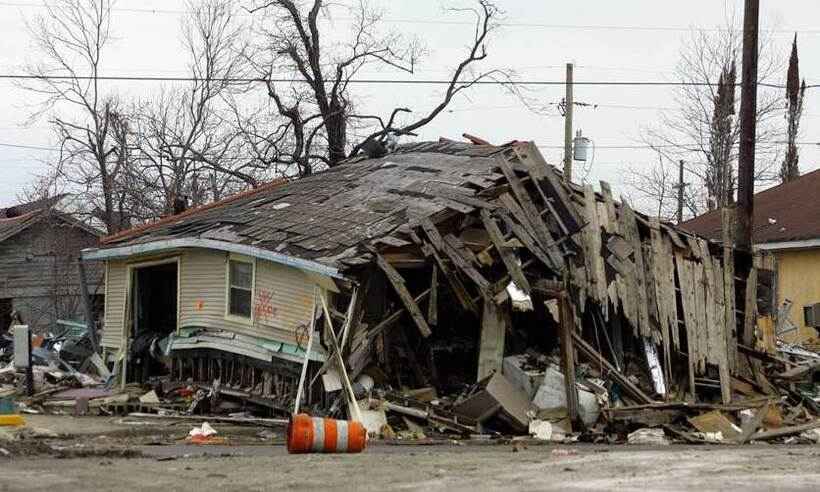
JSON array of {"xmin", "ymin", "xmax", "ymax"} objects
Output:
[
  {"xmin": 0, "ymin": 194, "xmax": 101, "ymax": 243},
  {"xmin": 681, "ymin": 168, "xmax": 820, "ymax": 244}
]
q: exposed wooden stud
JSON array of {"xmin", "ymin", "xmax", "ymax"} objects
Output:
[
  {"xmin": 477, "ymin": 299, "xmax": 508, "ymax": 381},
  {"xmin": 480, "ymin": 209, "xmax": 531, "ymax": 293},
  {"xmin": 558, "ymin": 292, "xmax": 581, "ymax": 431},
  {"xmin": 375, "ymin": 253, "xmax": 433, "ymax": 338},
  {"xmin": 428, "ymin": 266, "xmax": 438, "ymax": 326}
]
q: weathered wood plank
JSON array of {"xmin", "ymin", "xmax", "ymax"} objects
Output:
[
  {"xmin": 618, "ymin": 200, "xmax": 650, "ymax": 338},
  {"xmin": 375, "ymin": 253, "xmax": 432, "ymax": 338},
  {"xmin": 675, "ymin": 249, "xmax": 698, "ymax": 397},
  {"xmin": 428, "ymin": 266, "xmax": 438, "ymax": 326},
  {"xmin": 477, "ymin": 300, "xmax": 508, "ymax": 381},
  {"xmin": 480, "ymin": 209, "xmax": 531, "ymax": 293},
  {"xmin": 496, "ymin": 157, "xmax": 564, "ymax": 270},
  {"xmin": 442, "ymin": 233, "xmax": 492, "ymax": 296},
  {"xmin": 582, "ymin": 185, "xmax": 607, "ymax": 316},
  {"xmin": 497, "ymin": 193, "xmax": 562, "ymax": 269},
  {"xmin": 417, "ymin": 219, "xmax": 478, "ymax": 314}
]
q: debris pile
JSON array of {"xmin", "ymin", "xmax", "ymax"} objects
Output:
[{"xmin": 281, "ymin": 141, "xmax": 820, "ymax": 444}]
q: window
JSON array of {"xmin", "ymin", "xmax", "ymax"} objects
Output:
[{"xmin": 227, "ymin": 258, "xmax": 253, "ymax": 319}]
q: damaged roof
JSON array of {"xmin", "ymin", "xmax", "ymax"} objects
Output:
[
  {"xmin": 682, "ymin": 168, "xmax": 820, "ymax": 245},
  {"xmin": 97, "ymin": 141, "xmax": 512, "ymax": 269},
  {"xmin": 0, "ymin": 194, "xmax": 98, "ymax": 243}
]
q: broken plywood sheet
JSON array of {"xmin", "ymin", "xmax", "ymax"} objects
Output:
[{"xmin": 617, "ymin": 199, "xmax": 650, "ymax": 338}]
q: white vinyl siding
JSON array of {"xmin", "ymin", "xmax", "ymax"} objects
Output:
[
  {"xmin": 101, "ymin": 259, "xmax": 127, "ymax": 350},
  {"xmin": 177, "ymin": 249, "xmax": 315, "ymax": 344}
]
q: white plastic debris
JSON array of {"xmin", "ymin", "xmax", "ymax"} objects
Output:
[
  {"xmin": 188, "ymin": 422, "xmax": 218, "ymax": 438},
  {"xmin": 529, "ymin": 420, "xmax": 553, "ymax": 441},
  {"xmin": 507, "ymin": 282, "xmax": 533, "ymax": 312},
  {"xmin": 692, "ymin": 431, "xmax": 724, "ymax": 443},
  {"xmin": 800, "ymin": 428, "xmax": 820, "ymax": 443},
  {"xmin": 627, "ymin": 428, "xmax": 669, "ymax": 445}
]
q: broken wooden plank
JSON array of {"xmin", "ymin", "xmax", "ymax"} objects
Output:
[
  {"xmin": 477, "ymin": 300, "xmax": 508, "ymax": 381},
  {"xmin": 572, "ymin": 330, "xmax": 654, "ymax": 405},
  {"xmin": 618, "ymin": 199, "xmax": 650, "ymax": 338},
  {"xmin": 480, "ymin": 209, "xmax": 531, "ymax": 293},
  {"xmin": 558, "ymin": 293, "xmax": 581, "ymax": 431},
  {"xmin": 416, "ymin": 220, "xmax": 478, "ymax": 314},
  {"xmin": 496, "ymin": 157, "xmax": 564, "ymax": 268},
  {"xmin": 370, "ymin": 289, "xmax": 431, "ymax": 339},
  {"xmin": 375, "ymin": 253, "xmax": 433, "ymax": 338},
  {"xmin": 497, "ymin": 195, "xmax": 560, "ymax": 269},
  {"xmin": 749, "ymin": 419, "xmax": 820, "ymax": 441},
  {"xmin": 582, "ymin": 184, "xmax": 607, "ymax": 315},
  {"xmin": 428, "ymin": 266, "xmax": 438, "ymax": 326},
  {"xmin": 441, "ymin": 233, "xmax": 492, "ymax": 296}
]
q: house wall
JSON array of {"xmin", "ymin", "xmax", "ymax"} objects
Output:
[
  {"xmin": 101, "ymin": 248, "xmax": 317, "ymax": 351},
  {"xmin": 774, "ymin": 247, "xmax": 820, "ymax": 342},
  {"xmin": 0, "ymin": 219, "xmax": 102, "ymax": 333}
]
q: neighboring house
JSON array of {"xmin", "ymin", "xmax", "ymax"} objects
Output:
[
  {"xmin": 0, "ymin": 195, "xmax": 104, "ymax": 334},
  {"xmin": 683, "ymin": 168, "xmax": 820, "ymax": 342}
]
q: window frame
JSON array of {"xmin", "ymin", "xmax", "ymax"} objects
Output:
[{"xmin": 225, "ymin": 254, "xmax": 255, "ymax": 324}]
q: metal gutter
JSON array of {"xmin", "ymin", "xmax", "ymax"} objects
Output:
[
  {"xmin": 81, "ymin": 237, "xmax": 346, "ymax": 280},
  {"xmin": 755, "ymin": 238, "xmax": 820, "ymax": 252}
]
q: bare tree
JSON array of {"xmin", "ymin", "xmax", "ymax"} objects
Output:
[
  {"xmin": 636, "ymin": 9, "xmax": 783, "ymax": 218},
  {"xmin": 128, "ymin": 0, "xmax": 259, "ymax": 219},
  {"xmin": 780, "ymin": 34, "xmax": 806, "ymax": 183},
  {"xmin": 239, "ymin": 0, "xmax": 512, "ymax": 176},
  {"xmin": 19, "ymin": 0, "xmax": 133, "ymax": 234}
]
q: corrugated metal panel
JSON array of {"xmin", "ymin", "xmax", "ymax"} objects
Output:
[
  {"xmin": 101, "ymin": 260, "xmax": 127, "ymax": 350},
  {"xmin": 178, "ymin": 249, "xmax": 314, "ymax": 344}
]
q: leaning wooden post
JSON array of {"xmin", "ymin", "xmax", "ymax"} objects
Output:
[
  {"xmin": 319, "ymin": 290, "xmax": 363, "ymax": 422},
  {"xmin": 558, "ymin": 291, "xmax": 581, "ymax": 430},
  {"xmin": 293, "ymin": 286, "xmax": 318, "ymax": 415},
  {"xmin": 77, "ymin": 258, "xmax": 99, "ymax": 353}
]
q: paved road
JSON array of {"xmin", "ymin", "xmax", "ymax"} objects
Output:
[{"xmin": 2, "ymin": 443, "xmax": 820, "ymax": 491}]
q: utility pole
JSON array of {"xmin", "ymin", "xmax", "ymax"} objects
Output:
[
  {"xmin": 736, "ymin": 0, "xmax": 759, "ymax": 252},
  {"xmin": 563, "ymin": 63, "xmax": 574, "ymax": 183},
  {"xmin": 673, "ymin": 159, "xmax": 688, "ymax": 224}
]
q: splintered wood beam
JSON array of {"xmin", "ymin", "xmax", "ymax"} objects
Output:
[
  {"xmin": 418, "ymin": 219, "xmax": 479, "ymax": 314},
  {"xmin": 428, "ymin": 266, "xmax": 439, "ymax": 326},
  {"xmin": 370, "ymin": 288, "xmax": 430, "ymax": 339},
  {"xmin": 442, "ymin": 233, "xmax": 492, "ymax": 296},
  {"xmin": 572, "ymin": 330, "xmax": 655, "ymax": 405},
  {"xmin": 558, "ymin": 293, "xmax": 581, "ymax": 431},
  {"xmin": 495, "ymin": 206, "xmax": 556, "ymax": 270},
  {"xmin": 375, "ymin": 253, "xmax": 433, "ymax": 338},
  {"xmin": 496, "ymin": 158, "xmax": 562, "ymax": 268},
  {"xmin": 480, "ymin": 208, "xmax": 531, "ymax": 293}
]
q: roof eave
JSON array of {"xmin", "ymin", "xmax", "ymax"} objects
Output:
[
  {"xmin": 82, "ymin": 237, "xmax": 347, "ymax": 280},
  {"xmin": 755, "ymin": 237, "xmax": 820, "ymax": 252}
]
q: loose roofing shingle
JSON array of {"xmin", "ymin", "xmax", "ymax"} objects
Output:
[
  {"xmin": 99, "ymin": 141, "xmax": 510, "ymax": 269},
  {"xmin": 681, "ymin": 168, "xmax": 820, "ymax": 244}
]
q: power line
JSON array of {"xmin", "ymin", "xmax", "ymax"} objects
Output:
[
  {"xmin": 1, "ymin": 1, "xmax": 818, "ymax": 35},
  {"xmin": 0, "ymin": 73, "xmax": 800, "ymax": 89}
]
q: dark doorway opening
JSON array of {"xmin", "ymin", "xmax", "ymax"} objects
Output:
[
  {"xmin": 129, "ymin": 261, "xmax": 178, "ymax": 382},
  {"xmin": 0, "ymin": 298, "xmax": 11, "ymax": 334}
]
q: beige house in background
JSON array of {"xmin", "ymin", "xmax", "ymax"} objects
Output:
[{"xmin": 683, "ymin": 168, "xmax": 820, "ymax": 343}]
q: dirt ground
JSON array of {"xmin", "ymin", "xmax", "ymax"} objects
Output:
[{"xmin": 2, "ymin": 415, "xmax": 820, "ymax": 491}]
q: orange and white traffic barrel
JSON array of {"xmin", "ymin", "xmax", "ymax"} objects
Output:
[{"xmin": 287, "ymin": 413, "xmax": 367, "ymax": 454}]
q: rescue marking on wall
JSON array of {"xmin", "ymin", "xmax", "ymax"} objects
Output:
[{"xmin": 254, "ymin": 288, "xmax": 277, "ymax": 320}]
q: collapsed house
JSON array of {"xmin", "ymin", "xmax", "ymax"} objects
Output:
[{"xmin": 81, "ymin": 140, "xmax": 779, "ymax": 434}]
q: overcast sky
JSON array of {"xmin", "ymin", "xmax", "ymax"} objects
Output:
[{"xmin": 1, "ymin": 0, "xmax": 818, "ymax": 212}]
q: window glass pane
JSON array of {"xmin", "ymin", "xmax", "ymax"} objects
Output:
[
  {"xmin": 229, "ymin": 260, "xmax": 252, "ymax": 288},
  {"xmin": 229, "ymin": 288, "xmax": 252, "ymax": 318}
]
